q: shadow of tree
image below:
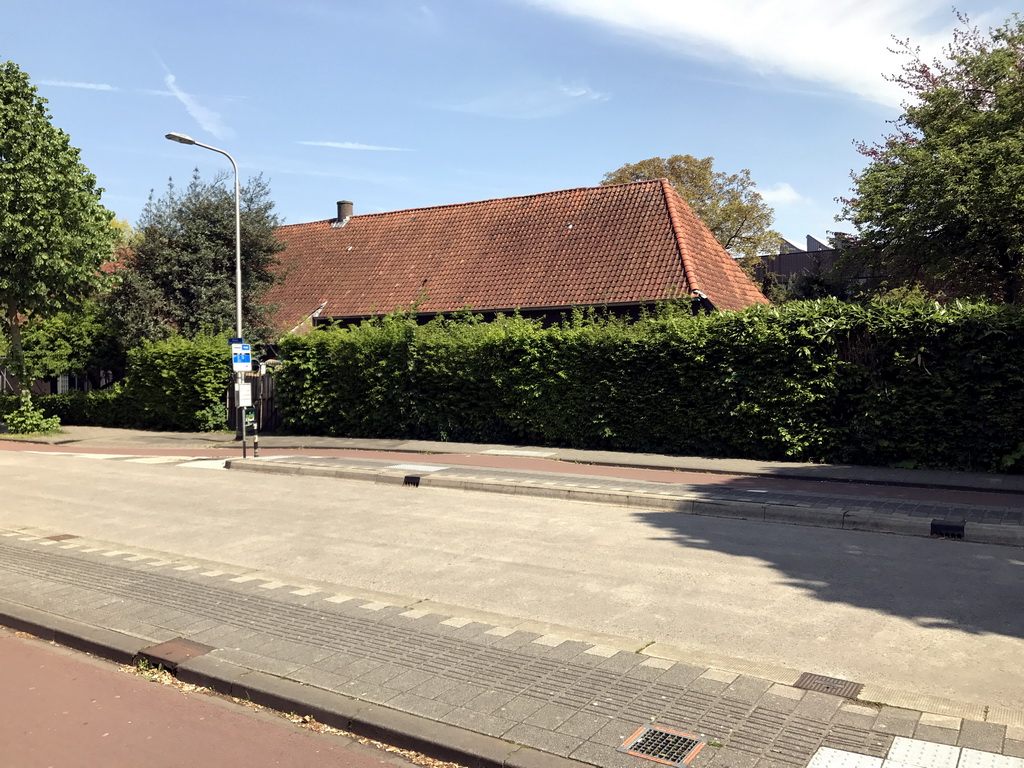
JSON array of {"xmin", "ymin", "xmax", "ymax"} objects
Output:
[{"xmin": 632, "ymin": 496, "xmax": 1024, "ymax": 639}]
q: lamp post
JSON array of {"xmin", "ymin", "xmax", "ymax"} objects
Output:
[{"xmin": 165, "ymin": 132, "xmax": 248, "ymax": 457}]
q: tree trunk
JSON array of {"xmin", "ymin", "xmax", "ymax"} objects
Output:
[{"xmin": 4, "ymin": 305, "xmax": 25, "ymax": 397}]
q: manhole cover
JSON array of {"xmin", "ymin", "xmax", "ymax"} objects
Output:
[
  {"xmin": 618, "ymin": 726, "xmax": 706, "ymax": 766},
  {"xmin": 794, "ymin": 672, "xmax": 863, "ymax": 698},
  {"xmin": 138, "ymin": 638, "xmax": 216, "ymax": 671}
]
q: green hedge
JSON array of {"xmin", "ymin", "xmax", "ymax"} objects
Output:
[
  {"xmin": 275, "ymin": 301, "xmax": 1024, "ymax": 473},
  {"xmin": 3, "ymin": 334, "xmax": 231, "ymax": 432}
]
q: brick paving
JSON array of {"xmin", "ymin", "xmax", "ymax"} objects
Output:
[{"xmin": 2, "ymin": 533, "xmax": 1022, "ymax": 768}]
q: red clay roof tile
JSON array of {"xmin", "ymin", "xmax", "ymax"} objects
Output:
[{"xmin": 266, "ymin": 179, "xmax": 768, "ymax": 331}]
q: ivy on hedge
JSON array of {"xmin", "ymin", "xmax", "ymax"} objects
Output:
[{"xmin": 275, "ymin": 300, "xmax": 1024, "ymax": 474}]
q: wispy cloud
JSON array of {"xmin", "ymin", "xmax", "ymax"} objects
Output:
[
  {"xmin": 39, "ymin": 80, "xmax": 117, "ymax": 91},
  {"xmin": 298, "ymin": 140, "xmax": 412, "ymax": 152},
  {"xmin": 518, "ymin": 0, "xmax": 990, "ymax": 107},
  {"xmin": 760, "ymin": 182, "xmax": 805, "ymax": 207},
  {"xmin": 447, "ymin": 79, "xmax": 609, "ymax": 119},
  {"xmin": 163, "ymin": 73, "xmax": 234, "ymax": 140}
]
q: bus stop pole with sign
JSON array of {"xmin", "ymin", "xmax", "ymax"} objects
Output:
[{"xmin": 165, "ymin": 132, "xmax": 248, "ymax": 458}]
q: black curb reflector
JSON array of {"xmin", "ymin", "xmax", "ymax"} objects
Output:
[
  {"xmin": 931, "ymin": 520, "xmax": 965, "ymax": 539},
  {"xmin": 403, "ymin": 475, "xmax": 420, "ymax": 487}
]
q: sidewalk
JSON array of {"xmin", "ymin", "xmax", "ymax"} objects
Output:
[{"xmin": 2, "ymin": 528, "xmax": 1023, "ymax": 768}]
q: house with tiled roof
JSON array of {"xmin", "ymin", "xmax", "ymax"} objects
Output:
[{"xmin": 265, "ymin": 179, "xmax": 769, "ymax": 333}]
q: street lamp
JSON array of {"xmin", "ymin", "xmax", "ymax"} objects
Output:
[{"xmin": 165, "ymin": 132, "xmax": 248, "ymax": 457}]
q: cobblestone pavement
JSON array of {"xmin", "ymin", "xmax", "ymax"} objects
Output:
[{"xmin": 2, "ymin": 531, "xmax": 1022, "ymax": 768}]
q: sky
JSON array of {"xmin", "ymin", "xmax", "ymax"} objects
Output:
[{"xmin": 3, "ymin": 0, "xmax": 1012, "ymax": 248}]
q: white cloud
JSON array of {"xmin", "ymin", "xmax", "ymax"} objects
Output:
[
  {"xmin": 447, "ymin": 79, "xmax": 609, "ymax": 119},
  {"xmin": 163, "ymin": 73, "xmax": 234, "ymax": 140},
  {"xmin": 759, "ymin": 182, "xmax": 805, "ymax": 206},
  {"xmin": 517, "ymin": 0, "xmax": 980, "ymax": 106},
  {"xmin": 298, "ymin": 141, "xmax": 412, "ymax": 151},
  {"xmin": 39, "ymin": 80, "xmax": 117, "ymax": 91}
]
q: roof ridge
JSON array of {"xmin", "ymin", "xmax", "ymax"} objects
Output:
[
  {"xmin": 277, "ymin": 179, "xmax": 667, "ymax": 229},
  {"xmin": 659, "ymin": 178, "xmax": 701, "ymax": 296}
]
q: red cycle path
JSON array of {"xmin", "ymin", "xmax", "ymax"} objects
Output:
[
  {"xmin": 0, "ymin": 628, "xmax": 420, "ymax": 768},
  {"xmin": 3, "ymin": 440, "xmax": 1022, "ymax": 509}
]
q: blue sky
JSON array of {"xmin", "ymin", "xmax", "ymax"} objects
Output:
[{"xmin": 4, "ymin": 0, "xmax": 1010, "ymax": 248}]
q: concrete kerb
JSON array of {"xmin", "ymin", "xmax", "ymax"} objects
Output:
[
  {"xmin": 2, "ymin": 603, "xmax": 588, "ymax": 768},
  {"xmin": 0, "ymin": 597, "xmax": 145, "ymax": 665},
  {"xmin": 226, "ymin": 459, "xmax": 1024, "ymax": 547}
]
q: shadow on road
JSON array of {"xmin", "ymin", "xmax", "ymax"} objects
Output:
[{"xmin": 631, "ymin": 500, "xmax": 1024, "ymax": 639}]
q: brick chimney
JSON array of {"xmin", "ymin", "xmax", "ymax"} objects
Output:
[{"xmin": 333, "ymin": 200, "xmax": 353, "ymax": 228}]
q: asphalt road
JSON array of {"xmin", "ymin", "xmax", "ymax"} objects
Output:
[
  {"xmin": 0, "ymin": 626, "xmax": 427, "ymax": 768},
  {"xmin": 2, "ymin": 449, "xmax": 1022, "ymax": 709}
]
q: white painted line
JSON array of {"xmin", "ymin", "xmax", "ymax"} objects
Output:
[
  {"xmin": 699, "ymin": 668, "xmax": 739, "ymax": 684},
  {"xmin": 80, "ymin": 548, "xmax": 102, "ymax": 553},
  {"xmin": 484, "ymin": 626, "xmax": 515, "ymax": 637},
  {"xmin": 291, "ymin": 588, "xmax": 319, "ymax": 596},
  {"xmin": 482, "ymin": 449, "xmax": 556, "ymax": 457},
  {"xmin": 533, "ymin": 634, "xmax": 565, "ymax": 647},
  {"xmin": 808, "ymin": 748, "xmax": 884, "ymax": 768},
  {"xmin": 181, "ymin": 459, "xmax": 228, "ymax": 470},
  {"xmin": 583, "ymin": 645, "xmax": 619, "ymax": 658},
  {"xmin": 60, "ymin": 543, "xmax": 83, "ymax": 549},
  {"xmin": 229, "ymin": 574, "xmax": 262, "ymax": 583},
  {"xmin": 128, "ymin": 456, "xmax": 190, "ymax": 464},
  {"xmin": 745, "ymin": 489, "xmax": 769, "ymax": 493},
  {"xmin": 37, "ymin": 540, "xmax": 57, "ymax": 546},
  {"xmin": 959, "ymin": 749, "xmax": 1024, "ymax": 768},
  {"xmin": 387, "ymin": 463, "xmax": 448, "ymax": 472},
  {"xmin": 440, "ymin": 617, "xmax": 473, "ymax": 628},
  {"xmin": 19, "ymin": 536, "xmax": 40, "ymax": 541},
  {"xmin": 125, "ymin": 555, "xmax": 152, "ymax": 562},
  {"xmin": 400, "ymin": 609, "xmax": 430, "ymax": 619},
  {"xmin": 200, "ymin": 570, "xmax": 226, "ymax": 577},
  {"xmin": 174, "ymin": 565, "xmax": 199, "ymax": 571},
  {"xmin": 258, "ymin": 581, "xmax": 287, "ymax": 590},
  {"xmin": 887, "ymin": 737, "xmax": 961, "ymax": 768},
  {"xmin": 101, "ymin": 551, "xmax": 127, "ymax": 557},
  {"xmin": 1, "ymin": 532, "xmax": 20, "ymax": 537},
  {"xmin": 325, "ymin": 595, "xmax": 353, "ymax": 604},
  {"xmin": 919, "ymin": 713, "xmax": 962, "ymax": 730},
  {"xmin": 146, "ymin": 561, "xmax": 173, "ymax": 567},
  {"xmin": 359, "ymin": 601, "xmax": 390, "ymax": 611},
  {"xmin": 640, "ymin": 657, "xmax": 675, "ymax": 670}
]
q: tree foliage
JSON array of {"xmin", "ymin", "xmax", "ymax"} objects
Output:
[
  {"xmin": 601, "ymin": 155, "xmax": 780, "ymax": 270},
  {"xmin": 107, "ymin": 170, "xmax": 285, "ymax": 350},
  {"xmin": 0, "ymin": 60, "xmax": 117, "ymax": 392},
  {"xmin": 843, "ymin": 13, "xmax": 1024, "ymax": 303}
]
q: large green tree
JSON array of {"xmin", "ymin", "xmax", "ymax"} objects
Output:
[
  {"xmin": 0, "ymin": 61, "xmax": 116, "ymax": 393},
  {"xmin": 107, "ymin": 170, "xmax": 284, "ymax": 351},
  {"xmin": 602, "ymin": 155, "xmax": 780, "ymax": 271},
  {"xmin": 843, "ymin": 14, "xmax": 1024, "ymax": 303}
]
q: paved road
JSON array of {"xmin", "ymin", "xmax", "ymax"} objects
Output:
[
  {"xmin": 2, "ymin": 449, "xmax": 1022, "ymax": 709},
  {"xmin": 0, "ymin": 626, "xmax": 425, "ymax": 768}
]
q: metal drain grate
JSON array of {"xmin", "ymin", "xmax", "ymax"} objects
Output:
[
  {"xmin": 794, "ymin": 672, "xmax": 863, "ymax": 698},
  {"xmin": 618, "ymin": 726, "xmax": 705, "ymax": 766}
]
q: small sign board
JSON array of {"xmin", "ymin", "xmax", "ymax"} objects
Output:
[
  {"xmin": 231, "ymin": 343, "xmax": 252, "ymax": 372},
  {"xmin": 236, "ymin": 381, "xmax": 253, "ymax": 408}
]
